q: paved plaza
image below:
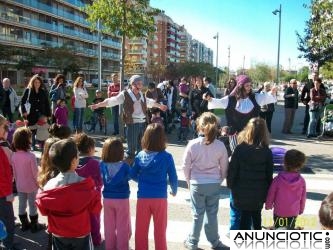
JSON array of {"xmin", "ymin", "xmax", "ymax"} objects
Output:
[{"xmin": 8, "ymin": 99, "xmax": 333, "ymax": 250}]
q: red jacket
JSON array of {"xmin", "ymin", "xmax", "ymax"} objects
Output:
[
  {"xmin": 35, "ymin": 178, "xmax": 101, "ymax": 237},
  {"xmin": 0, "ymin": 147, "xmax": 12, "ymax": 197},
  {"xmin": 107, "ymin": 83, "xmax": 120, "ymax": 98}
]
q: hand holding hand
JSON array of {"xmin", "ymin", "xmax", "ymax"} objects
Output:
[{"xmin": 89, "ymin": 104, "xmax": 97, "ymax": 110}]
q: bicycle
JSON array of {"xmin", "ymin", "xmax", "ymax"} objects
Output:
[{"xmin": 84, "ymin": 110, "xmax": 107, "ymax": 135}]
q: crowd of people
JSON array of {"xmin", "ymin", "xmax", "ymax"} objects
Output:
[{"xmin": 0, "ymin": 73, "xmax": 332, "ymax": 250}]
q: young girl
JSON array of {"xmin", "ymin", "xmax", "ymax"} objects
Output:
[
  {"xmin": 30, "ymin": 115, "xmax": 50, "ymax": 151},
  {"xmin": 54, "ymin": 99, "xmax": 69, "ymax": 126},
  {"xmin": 73, "ymin": 76, "xmax": 88, "ymax": 133},
  {"xmin": 37, "ymin": 137, "xmax": 60, "ymax": 249},
  {"xmin": 182, "ymin": 112, "xmax": 229, "ymax": 250},
  {"xmin": 319, "ymin": 192, "xmax": 333, "ymax": 230},
  {"xmin": 130, "ymin": 123, "xmax": 178, "ymax": 250},
  {"xmin": 227, "ymin": 117, "xmax": 273, "ymax": 230},
  {"xmin": 0, "ymin": 115, "xmax": 15, "ymax": 249},
  {"xmin": 100, "ymin": 137, "xmax": 131, "ymax": 250},
  {"xmin": 11, "ymin": 127, "xmax": 45, "ymax": 233},
  {"xmin": 265, "ymin": 149, "xmax": 306, "ymax": 229},
  {"xmin": 48, "ymin": 123, "xmax": 72, "ymax": 139},
  {"xmin": 74, "ymin": 133, "xmax": 102, "ymax": 246}
]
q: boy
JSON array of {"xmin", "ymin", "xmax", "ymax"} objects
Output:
[
  {"xmin": 177, "ymin": 108, "xmax": 190, "ymax": 142},
  {"xmin": 35, "ymin": 139, "xmax": 101, "ymax": 250},
  {"xmin": 89, "ymin": 90, "xmax": 105, "ymax": 133},
  {"xmin": 319, "ymin": 192, "xmax": 333, "ymax": 230}
]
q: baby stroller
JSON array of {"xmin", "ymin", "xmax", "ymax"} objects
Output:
[{"xmin": 320, "ymin": 104, "xmax": 333, "ymax": 137}]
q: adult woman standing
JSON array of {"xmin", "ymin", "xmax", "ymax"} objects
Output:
[
  {"xmin": 258, "ymin": 82, "xmax": 275, "ymax": 133},
  {"xmin": 73, "ymin": 76, "xmax": 88, "ymax": 133},
  {"xmin": 182, "ymin": 112, "xmax": 228, "ymax": 249},
  {"xmin": 307, "ymin": 78, "xmax": 326, "ymax": 138},
  {"xmin": 20, "ymin": 74, "xmax": 51, "ymax": 150},
  {"xmin": 227, "ymin": 117, "xmax": 273, "ymax": 230},
  {"xmin": 224, "ymin": 78, "xmax": 237, "ymax": 96},
  {"xmin": 49, "ymin": 74, "xmax": 66, "ymax": 115},
  {"xmin": 190, "ymin": 76, "xmax": 212, "ymax": 117}
]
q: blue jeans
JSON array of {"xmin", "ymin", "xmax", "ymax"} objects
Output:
[
  {"xmin": 186, "ymin": 183, "xmax": 222, "ymax": 249},
  {"xmin": 229, "ymin": 192, "xmax": 241, "ymax": 230},
  {"xmin": 0, "ymin": 197, "xmax": 15, "ymax": 248},
  {"xmin": 112, "ymin": 106, "xmax": 119, "ymax": 134},
  {"xmin": 308, "ymin": 109, "xmax": 321, "ymax": 135},
  {"xmin": 74, "ymin": 108, "xmax": 85, "ymax": 131}
]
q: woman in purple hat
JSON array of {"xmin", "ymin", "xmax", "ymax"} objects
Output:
[{"xmin": 205, "ymin": 75, "xmax": 277, "ymax": 134}]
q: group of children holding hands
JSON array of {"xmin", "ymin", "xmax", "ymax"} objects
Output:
[{"xmin": 1, "ymin": 110, "xmax": 333, "ymax": 250}]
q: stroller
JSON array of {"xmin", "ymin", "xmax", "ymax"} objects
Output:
[{"xmin": 321, "ymin": 104, "xmax": 333, "ymax": 137}]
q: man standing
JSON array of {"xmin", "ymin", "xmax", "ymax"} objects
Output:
[
  {"xmin": 204, "ymin": 77, "xmax": 216, "ymax": 98},
  {"xmin": 282, "ymin": 79, "xmax": 299, "ymax": 134},
  {"xmin": 90, "ymin": 75, "xmax": 167, "ymax": 160},
  {"xmin": 107, "ymin": 73, "xmax": 120, "ymax": 135},
  {"xmin": 1, "ymin": 78, "xmax": 19, "ymax": 123}
]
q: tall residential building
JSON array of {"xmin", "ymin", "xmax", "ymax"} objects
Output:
[
  {"xmin": 179, "ymin": 26, "xmax": 192, "ymax": 63},
  {"xmin": 0, "ymin": 0, "xmax": 121, "ymax": 83},
  {"xmin": 125, "ymin": 38, "xmax": 148, "ymax": 75},
  {"xmin": 190, "ymin": 39, "xmax": 213, "ymax": 64}
]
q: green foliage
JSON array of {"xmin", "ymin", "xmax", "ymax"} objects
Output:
[
  {"xmin": 297, "ymin": 0, "xmax": 333, "ymax": 68},
  {"xmin": 84, "ymin": 0, "xmax": 158, "ymax": 38},
  {"xmin": 320, "ymin": 61, "xmax": 333, "ymax": 79},
  {"xmin": 247, "ymin": 63, "xmax": 274, "ymax": 84},
  {"xmin": 297, "ymin": 66, "xmax": 310, "ymax": 82}
]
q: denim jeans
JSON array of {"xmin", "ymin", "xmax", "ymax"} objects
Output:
[
  {"xmin": 308, "ymin": 109, "xmax": 321, "ymax": 135},
  {"xmin": 74, "ymin": 108, "xmax": 85, "ymax": 131},
  {"xmin": 112, "ymin": 105, "xmax": 119, "ymax": 134},
  {"xmin": 0, "ymin": 197, "xmax": 15, "ymax": 248},
  {"xmin": 186, "ymin": 183, "xmax": 222, "ymax": 249}
]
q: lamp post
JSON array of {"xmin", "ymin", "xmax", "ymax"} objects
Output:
[
  {"xmin": 97, "ymin": 19, "xmax": 102, "ymax": 91},
  {"xmin": 227, "ymin": 46, "xmax": 230, "ymax": 80},
  {"xmin": 272, "ymin": 4, "xmax": 281, "ymax": 84},
  {"xmin": 213, "ymin": 32, "xmax": 219, "ymax": 88}
]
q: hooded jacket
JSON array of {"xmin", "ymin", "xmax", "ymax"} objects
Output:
[
  {"xmin": 0, "ymin": 146, "xmax": 12, "ymax": 197},
  {"xmin": 130, "ymin": 150, "xmax": 178, "ymax": 198},
  {"xmin": 265, "ymin": 171, "xmax": 306, "ymax": 217},
  {"xmin": 35, "ymin": 178, "xmax": 101, "ymax": 238}
]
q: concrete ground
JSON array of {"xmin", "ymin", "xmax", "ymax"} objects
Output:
[{"xmin": 6, "ymin": 97, "xmax": 333, "ymax": 250}]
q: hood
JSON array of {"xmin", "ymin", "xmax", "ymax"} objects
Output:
[
  {"xmin": 137, "ymin": 151, "xmax": 160, "ymax": 169},
  {"xmin": 36, "ymin": 178, "xmax": 97, "ymax": 215},
  {"xmin": 278, "ymin": 171, "xmax": 302, "ymax": 189}
]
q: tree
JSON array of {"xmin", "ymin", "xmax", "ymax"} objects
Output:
[
  {"xmin": 297, "ymin": 0, "xmax": 333, "ymax": 70},
  {"xmin": 297, "ymin": 66, "xmax": 310, "ymax": 82},
  {"xmin": 320, "ymin": 61, "xmax": 333, "ymax": 79},
  {"xmin": 84, "ymin": 0, "xmax": 159, "ymax": 90},
  {"xmin": 247, "ymin": 63, "xmax": 274, "ymax": 84}
]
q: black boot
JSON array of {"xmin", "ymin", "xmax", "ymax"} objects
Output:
[
  {"xmin": 18, "ymin": 213, "xmax": 30, "ymax": 232},
  {"xmin": 29, "ymin": 214, "xmax": 46, "ymax": 233}
]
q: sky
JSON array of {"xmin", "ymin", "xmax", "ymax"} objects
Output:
[{"xmin": 150, "ymin": 0, "xmax": 311, "ymax": 71}]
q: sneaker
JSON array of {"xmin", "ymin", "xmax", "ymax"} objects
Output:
[
  {"xmin": 183, "ymin": 240, "xmax": 197, "ymax": 250},
  {"xmin": 212, "ymin": 241, "xmax": 228, "ymax": 250}
]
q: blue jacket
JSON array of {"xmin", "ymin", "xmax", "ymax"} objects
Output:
[
  {"xmin": 130, "ymin": 150, "xmax": 178, "ymax": 198},
  {"xmin": 100, "ymin": 161, "xmax": 130, "ymax": 199}
]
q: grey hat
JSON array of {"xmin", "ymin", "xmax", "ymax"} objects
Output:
[{"xmin": 130, "ymin": 75, "xmax": 143, "ymax": 85}]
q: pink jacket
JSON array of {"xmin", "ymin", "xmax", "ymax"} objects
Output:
[
  {"xmin": 265, "ymin": 171, "xmax": 306, "ymax": 217},
  {"xmin": 11, "ymin": 151, "xmax": 39, "ymax": 193},
  {"xmin": 182, "ymin": 136, "xmax": 229, "ymax": 184}
]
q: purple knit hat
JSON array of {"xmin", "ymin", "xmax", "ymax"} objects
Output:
[{"xmin": 236, "ymin": 75, "xmax": 251, "ymax": 86}]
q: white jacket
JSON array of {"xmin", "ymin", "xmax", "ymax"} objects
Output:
[{"xmin": 3, "ymin": 87, "xmax": 20, "ymax": 113}]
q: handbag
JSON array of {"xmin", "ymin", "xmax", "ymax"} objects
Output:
[{"xmin": 20, "ymin": 88, "xmax": 31, "ymax": 115}]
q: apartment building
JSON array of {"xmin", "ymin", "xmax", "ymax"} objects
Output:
[
  {"xmin": 190, "ymin": 39, "xmax": 214, "ymax": 65},
  {"xmin": 0, "ymin": 0, "xmax": 121, "ymax": 84}
]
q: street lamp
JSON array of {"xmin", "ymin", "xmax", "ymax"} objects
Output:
[
  {"xmin": 272, "ymin": 4, "xmax": 281, "ymax": 84},
  {"xmin": 213, "ymin": 32, "xmax": 219, "ymax": 88}
]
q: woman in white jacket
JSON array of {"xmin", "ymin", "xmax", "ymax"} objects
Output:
[{"xmin": 73, "ymin": 76, "xmax": 88, "ymax": 132}]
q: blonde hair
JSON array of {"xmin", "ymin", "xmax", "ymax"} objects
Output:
[
  {"xmin": 0, "ymin": 114, "xmax": 6, "ymax": 126},
  {"xmin": 27, "ymin": 74, "xmax": 43, "ymax": 89},
  {"xmin": 73, "ymin": 76, "xmax": 84, "ymax": 89},
  {"xmin": 237, "ymin": 117, "xmax": 270, "ymax": 147},
  {"xmin": 197, "ymin": 112, "xmax": 219, "ymax": 145}
]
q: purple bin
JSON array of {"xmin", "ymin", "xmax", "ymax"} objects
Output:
[{"xmin": 270, "ymin": 147, "xmax": 287, "ymax": 171}]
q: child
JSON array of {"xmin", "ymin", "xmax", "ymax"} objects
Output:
[
  {"xmin": 218, "ymin": 126, "xmax": 232, "ymax": 157},
  {"xmin": 227, "ymin": 117, "xmax": 273, "ymax": 230},
  {"xmin": 0, "ymin": 115, "xmax": 15, "ymax": 249},
  {"xmin": 74, "ymin": 133, "xmax": 102, "ymax": 246},
  {"xmin": 37, "ymin": 137, "xmax": 60, "ymax": 249},
  {"xmin": 182, "ymin": 112, "xmax": 229, "ymax": 250},
  {"xmin": 48, "ymin": 124, "xmax": 72, "ymax": 139},
  {"xmin": 265, "ymin": 149, "xmax": 306, "ymax": 229},
  {"xmin": 150, "ymin": 107, "xmax": 164, "ymax": 127},
  {"xmin": 130, "ymin": 123, "xmax": 178, "ymax": 250},
  {"xmin": 30, "ymin": 115, "xmax": 50, "ymax": 151},
  {"xmin": 177, "ymin": 108, "xmax": 190, "ymax": 142},
  {"xmin": 35, "ymin": 139, "xmax": 102, "ymax": 250},
  {"xmin": 319, "ymin": 192, "xmax": 333, "ymax": 230},
  {"xmin": 100, "ymin": 137, "xmax": 131, "ymax": 250},
  {"xmin": 89, "ymin": 90, "xmax": 105, "ymax": 133},
  {"xmin": 54, "ymin": 99, "xmax": 69, "ymax": 126},
  {"xmin": 11, "ymin": 127, "xmax": 45, "ymax": 233}
]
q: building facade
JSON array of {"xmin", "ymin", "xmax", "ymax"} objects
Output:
[{"xmin": 0, "ymin": 0, "xmax": 121, "ymax": 84}]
